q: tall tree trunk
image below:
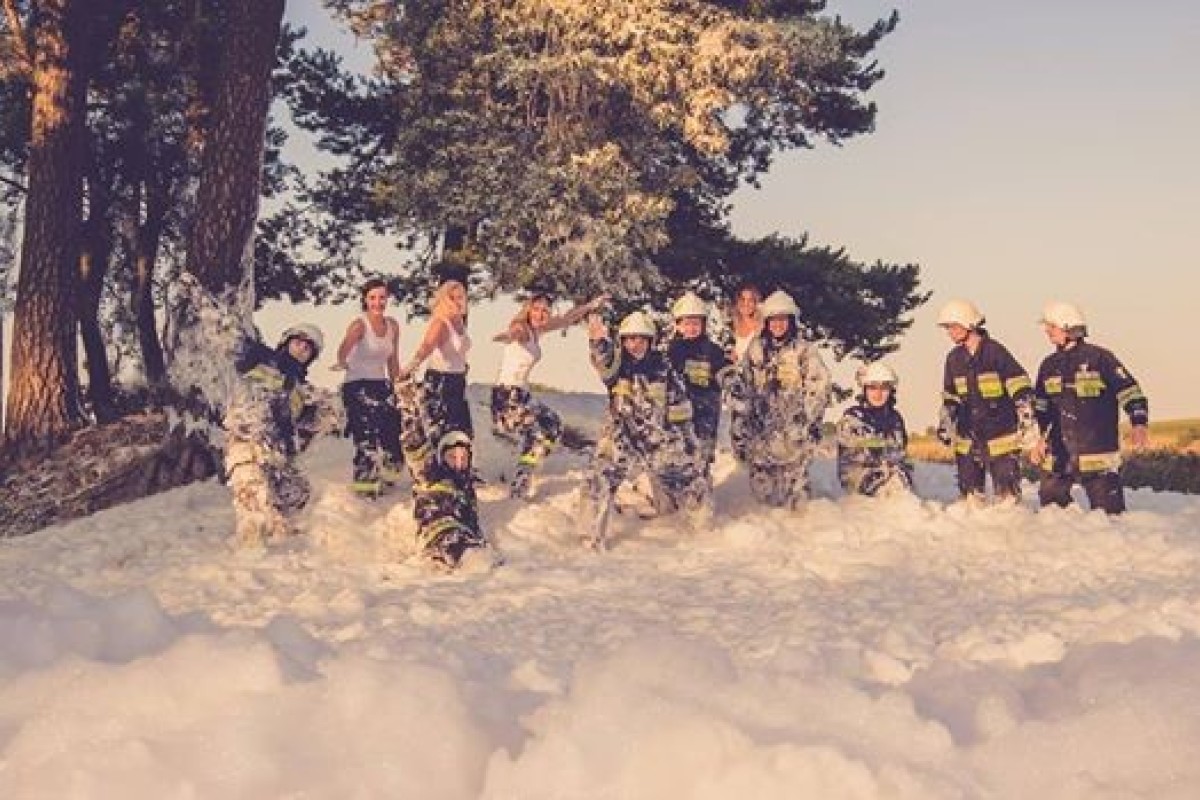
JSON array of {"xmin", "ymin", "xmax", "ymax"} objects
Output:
[
  {"xmin": 162, "ymin": 0, "xmax": 284, "ymax": 423},
  {"xmin": 134, "ymin": 181, "xmax": 167, "ymax": 386},
  {"xmin": 78, "ymin": 140, "xmax": 116, "ymax": 421},
  {"xmin": 4, "ymin": 0, "xmax": 89, "ymax": 452},
  {"xmin": 183, "ymin": 0, "xmax": 285, "ymax": 296}
]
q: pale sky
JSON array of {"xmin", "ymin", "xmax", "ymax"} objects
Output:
[{"xmin": 270, "ymin": 0, "xmax": 1199, "ymax": 426}]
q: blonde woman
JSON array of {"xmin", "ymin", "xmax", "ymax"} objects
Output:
[
  {"xmin": 399, "ymin": 279, "xmax": 473, "ymax": 440},
  {"xmin": 491, "ymin": 291, "xmax": 606, "ymax": 499},
  {"xmin": 726, "ymin": 280, "xmax": 763, "ymax": 461},
  {"xmin": 728, "ymin": 280, "xmax": 763, "ymax": 362}
]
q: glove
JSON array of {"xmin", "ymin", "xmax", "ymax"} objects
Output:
[
  {"xmin": 936, "ymin": 405, "xmax": 955, "ymax": 446},
  {"xmin": 1015, "ymin": 398, "xmax": 1041, "ymax": 452},
  {"xmin": 808, "ymin": 423, "xmax": 824, "ymax": 444}
]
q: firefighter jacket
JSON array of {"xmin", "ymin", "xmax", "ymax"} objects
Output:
[
  {"xmin": 590, "ymin": 337, "xmax": 696, "ymax": 451},
  {"xmin": 729, "ymin": 326, "xmax": 832, "ymax": 440},
  {"xmin": 226, "ymin": 339, "xmax": 328, "ymax": 457},
  {"xmin": 667, "ymin": 335, "xmax": 732, "ymax": 442},
  {"xmin": 836, "ymin": 401, "xmax": 912, "ymax": 493},
  {"xmin": 398, "ymin": 392, "xmax": 484, "ymax": 553},
  {"xmin": 941, "ymin": 334, "xmax": 1033, "ymax": 458},
  {"xmin": 1033, "ymin": 340, "xmax": 1148, "ymax": 475}
]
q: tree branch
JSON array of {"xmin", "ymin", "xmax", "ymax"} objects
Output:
[{"xmin": 1, "ymin": 0, "xmax": 33, "ymax": 74}]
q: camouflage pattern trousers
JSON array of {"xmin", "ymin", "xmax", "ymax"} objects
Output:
[
  {"xmin": 341, "ymin": 379, "xmax": 403, "ymax": 483},
  {"xmin": 691, "ymin": 391, "xmax": 722, "ymax": 472},
  {"xmin": 730, "ymin": 404, "xmax": 820, "ymax": 509},
  {"xmin": 579, "ymin": 423, "xmax": 712, "ymax": 548},
  {"xmin": 423, "ymin": 369, "xmax": 473, "ymax": 441},
  {"xmin": 840, "ymin": 459, "xmax": 913, "ymax": 498},
  {"xmin": 225, "ymin": 439, "xmax": 311, "ymax": 546},
  {"xmin": 490, "ymin": 385, "xmax": 563, "ymax": 494},
  {"xmin": 747, "ymin": 452, "xmax": 816, "ymax": 509}
]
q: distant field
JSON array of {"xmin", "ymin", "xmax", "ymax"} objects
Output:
[
  {"xmin": 907, "ymin": 418, "xmax": 1200, "ymax": 494},
  {"xmin": 909, "ymin": 418, "xmax": 1200, "ymax": 462}
]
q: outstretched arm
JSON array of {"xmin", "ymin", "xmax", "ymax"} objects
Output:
[
  {"xmin": 493, "ymin": 319, "xmax": 532, "ymax": 344},
  {"xmin": 544, "ymin": 294, "xmax": 610, "ymax": 333},
  {"xmin": 294, "ymin": 385, "xmax": 346, "ymax": 451},
  {"xmin": 587, "ymin": 314, "xmax": 621, "ymax": 385}
]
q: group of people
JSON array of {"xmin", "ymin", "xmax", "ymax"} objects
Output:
[
  {"xmin": 934, "ymin": 298, "xmax": 1148, "ymax": 514},
  {"xmin": 578, "ymin": 285, "xmax": 841, "ymax": 548},
  {"xmin": 220, "ymin": 276, "xmax": 1149, "ymax": 568}
]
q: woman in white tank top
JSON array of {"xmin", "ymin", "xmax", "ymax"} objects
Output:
[
  {"xmin": 727, "ymin": 281, "xmax": 763, "ymax": 462},
  {"xmin": 729, "ymin": 281, "xmax": 763, "ymax": 362},
  {"xmin": 334, "ymin": 279, "xmax": 404, "ymax": 492},
  {"xmin": 490, "ymin": 291, "xmax": 607, "ymax": 499},
  {"xmin": 400, "ymin": 278, "xmax": 474, "ymax": 440}
]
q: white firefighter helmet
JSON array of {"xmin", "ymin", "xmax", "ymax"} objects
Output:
[
  {"xmin": 671, "ymin": 291, "xmax": 708, "ymax": 320},
  {"xmin": 280, "ymin": 323, "xmax": 325, "ymax": 357},
  {"xmin": 1040, "ymin": 301, "xmax": 1088, "ymax": 335},
  {"xmin": 760, "ymin": 290, "xmax": 799, "ymax": 319},
  {"xmin": 857, "ymin": 361, "xmax": 899, "ymax": 388},
  {"xmin": 936, "ymin": 299, "xmax": 985, "ymax": 329},
  {"xmin": 437, "ymin": 429, "xmax": 473, "ymax": 463},
  {"xmin": 617, "ymin": 310, "xmax": 656, "ymax": 338}
]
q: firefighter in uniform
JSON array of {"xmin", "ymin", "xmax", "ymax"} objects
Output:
[
  {"xmin": 726, "ymin": 290, "xmax": 832, "ymax": 509},
  {"xmin": 1030, "ymin": 301, "xmax": 1148, "ymax": 514},
  {"xmin": 936, "ymin": 299, "xmax": 1039, "ymax": 503},
  {"xmin": 224, "ymin": 324, "xmax": 342, "ymax": 546},
  {"xmin": 666, "ymin": 291, "xmax": 732, "ymax": 474},
  {"xmin": 393, "ymin": 377, "xmax": 493, "ymax": 570},
  {"xmin": 836, "ymin": 361, "xmax": 913, "ymax": 497},
  {"xmin": 579, "ymin": 310, "xmax": 712, "ymax": 550}
]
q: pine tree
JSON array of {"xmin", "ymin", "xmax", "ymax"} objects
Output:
[
  {"xmin": 3, "ymin": 0, "xmax": 96, "ymax": 452},
  {"xmin": 291, "ymin": 1, "xmax": 920, "ymax": 355}
]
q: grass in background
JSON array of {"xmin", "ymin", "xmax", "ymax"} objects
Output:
[{"xmin": 908, "ymin": 419, "xmax": 1200, "ymax": 494}]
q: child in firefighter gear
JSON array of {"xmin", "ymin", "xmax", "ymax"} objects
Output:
[
  {"xmin": 667, "ymin": 291, "xmax": 732, "ymax": 473},
  {"xmin": 491, "ymin": 291, "xmax": 608, "ymax": 500},
  {"xmin": 224, "ymin": 324, "xmax": 342, "ymax": 547},
  {"xmin": 1030, "ymin": 301, "xmax": 1149, "ymax": 515},
  {"xmin": 579, "ymin": 310, "xmax": 713, "ymax": 550},
  {"xmin": 936, "ymin": 299, "xmax": 1039, "ymax": 504},
  {"xmin": 334, "ymin": 278, "xmax": 405, "ymax": 495},
  {"xmin": 726, "ymin": 290, "xmax": 832, "ymax": 509},
  {"xmin": 837, "ymin": 362, "xmax": 913, "ymax": 497},
  {"xmin": 393, "ymin": 377, "xmax": 491, "ymax": 570}
]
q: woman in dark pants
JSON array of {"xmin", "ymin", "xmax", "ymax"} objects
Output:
[
  {"xmin": 398, "ymin": 279, "xmax": 473, "ymax": 443},
  {"xmin": 334, "ymin": 278, "xmax": 405, "ymax": 494}
]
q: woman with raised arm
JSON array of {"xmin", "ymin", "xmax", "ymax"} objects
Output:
[
  {"xmin": 491, "ymin": 291, "xmax": 607, "ymax": 499},
  {"xmin": 397, "ymin": 278, "xmax": 473, "ymax": 442},
  {"xmin": 333, "ymin": 278, "xmax": 404, "ymax": 495}
]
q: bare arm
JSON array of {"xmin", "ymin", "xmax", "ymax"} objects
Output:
[
  {"xmin": 544, "ymin": 294, "xmax": 610, "ymax": 333},
  {"xmin": 335, "ymin": 319, "xmax": 366, "ymax": 367},
  {"xmin": 493, "ymin": 320, "xmax": 532, "ymax": 344},
  {"xmin": 386, "ymin": 317, "xmax": 402, "ymax": 380},
  {"xmin": 399, "ymin": 316, "xmax": 447, "ymax": 377}
]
